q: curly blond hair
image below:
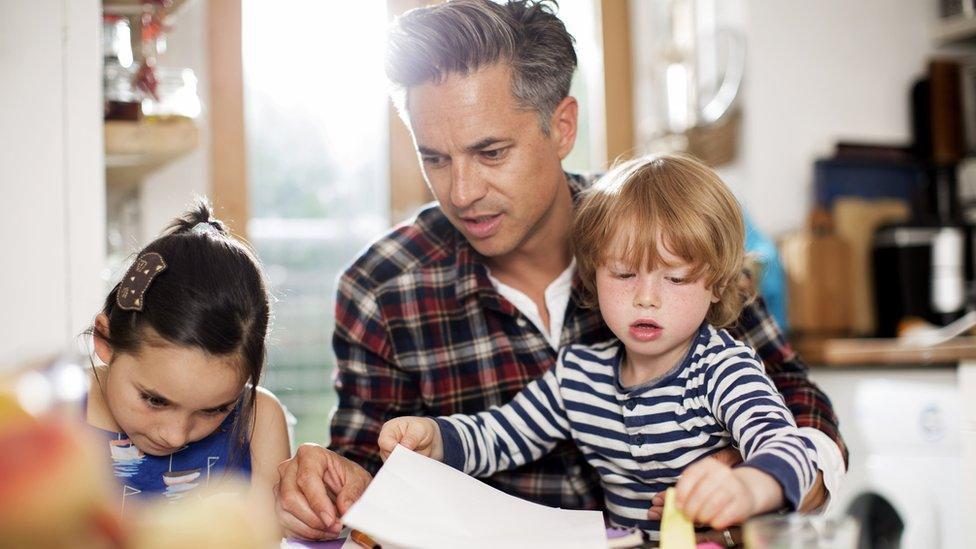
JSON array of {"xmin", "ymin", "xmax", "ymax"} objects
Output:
[{"xmin": 572, "ymin": 154, "xmax": 752, "ymax": 328}]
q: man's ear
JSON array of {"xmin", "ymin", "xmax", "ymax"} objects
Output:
[
  {"xmin": 549, "ymin": 96, "xmax": 579, "ymax": 160},
  {"xmin": 92, "ymin": 314, "xmax": 113, "ymax": 366}
]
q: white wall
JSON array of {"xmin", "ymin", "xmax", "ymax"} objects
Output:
[
  {"xmin": 732, "ymin": 0, "xmax": 939, "ymax": 236},
  {"xmin": 140, "ymin": 0, "xmax": 211, "ymax": 240},
  {"xmin": 0, "ymin": 0, "xmax": 104, "ymax": 367},
  {"xmin": 630, "ymin": 0, "xmax": 944, "ymax": 237}
]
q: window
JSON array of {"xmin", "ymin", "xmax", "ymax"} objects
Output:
[
  {"xmin": 242, "ymin": 0, "xmax": 609, "ymax": 447},
  {"xmin": 243, "ymin": 1, "xmax": 389, "ymax": 446},
  {"xmin": 557, "ymin": 0, "xmax": 607, "ymax": 173}
]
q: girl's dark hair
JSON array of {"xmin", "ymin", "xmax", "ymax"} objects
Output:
[{"xmin": 94, "ymin": 197, "xmax": 270, "ymax": 464}]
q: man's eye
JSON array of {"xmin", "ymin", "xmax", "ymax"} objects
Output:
[
  {"xmin": 480, "ymin": 147, "xmax": 508, "ymax": 161},
  {"xmin": 422, "ymin": 155, "xmax": 446, "ymax": 167}
]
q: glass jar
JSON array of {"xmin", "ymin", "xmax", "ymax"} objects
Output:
[
  {"xmin": 103, "ymin": 15, "xmax": 141, "ymax": 120},
  {"xmin": 744, "ymin": 514, "xmax": 859, "ymax": 549},
  {"xmin": 140, "ymin": 67, "xmax": 202, "ymax": 120},
  {"xmin": 102, "ymin": 14, "xmax": 133, "ymax": 69}
]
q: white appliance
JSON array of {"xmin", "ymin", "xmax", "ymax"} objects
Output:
[{"xmin": 810, "ymin": 368, "xmax": 967, "ymax": 548}]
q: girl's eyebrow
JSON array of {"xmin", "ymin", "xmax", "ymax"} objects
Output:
[
  {"xmin": 201, "ymin": 397, "xmax": 239, "ymax": 412},
  {"xmin": 137, "ymin": 383, "xmax": 238, "ymax": 412},
  {"xmin": 137, "ymin": 385, "xmax": 171, "ymax": 404}
]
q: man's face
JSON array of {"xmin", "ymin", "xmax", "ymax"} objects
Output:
[{"xmin": 405, "ymin": 63, "xmax": 576, "ymax": 259}]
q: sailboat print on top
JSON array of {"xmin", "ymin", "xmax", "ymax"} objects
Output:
[
  {"xmin": 162, "ymin": 450, "xmax": 202, "ymax": 486},
  {"xmin": 206, "ymin": 456, "xmax": 219, "ymax": 485},
  {"xmin": 109, "ymin": 437, "xmax": 143, "ymax": 461},
  {"xmin": 89, "ymin": 397, "xmax": 251, "ymax": 507},
  {"xmin": 109, "ymin": 433, "xmax": 145, "ymax": 479},
  {"xmin": 120, "ymin": 485, "xmax": 141, "ymax": 517},
  {"xmin": 162, "ymin": 446, "xmax": 202, "ymax": 500}
]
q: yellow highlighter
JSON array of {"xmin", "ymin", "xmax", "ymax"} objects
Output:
[{"xmin": 659, "ymin": 488, "xmax": 696, "ymax": 549}]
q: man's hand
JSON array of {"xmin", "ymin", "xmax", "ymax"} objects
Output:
[
  {"xmin": 647, "ymin": 446, "xmax": 742, "ymax": 520},
  {"xmin": 274, "ymin": 444, "xmax": 372, "ymax": 540},
  {"xmin": 378, "ymin": 417, "xmax": 443, "ymax": 461}
]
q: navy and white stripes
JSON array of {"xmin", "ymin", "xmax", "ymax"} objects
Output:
[{"xmin": 437, "ymin": 323, "xmax": 818, "ymax": 534}]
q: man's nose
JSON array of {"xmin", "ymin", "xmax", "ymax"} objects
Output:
[{"xmin": 450, "ymin": 159, "xmax": 488, "ymax": 210}]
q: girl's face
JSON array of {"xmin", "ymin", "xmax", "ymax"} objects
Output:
[
  {"xmin": 595, "ymin": 234, "xmax": 718, "ymax": 376},
  {"xmin": 100, "ymin": 336, "xmax": 245, "ymax": 456}
]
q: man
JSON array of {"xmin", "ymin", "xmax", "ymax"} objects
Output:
[{"xmin": 275, "ymin": 0, "xmax": 847, "ymax": 540}]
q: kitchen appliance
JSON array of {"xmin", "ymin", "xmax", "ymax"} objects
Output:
[
  {"xmin": 961, "ymin": 57, "xmax": 976, "ymax": 154},
  {"xmin": 872, "ymin": 224, "xmax": 973, "ymax": 337},
  {"xmin": 868, "ymin": 58, "xmax": 976, "ymax": 337},
  {"xmin": 811, "ymin": 369, "xmax": 968, "ymax": 548}
]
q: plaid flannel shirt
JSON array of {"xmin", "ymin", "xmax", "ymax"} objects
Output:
[{"xmin": 329, "ymin": 173, "xmax": 848, "ymax": 510}]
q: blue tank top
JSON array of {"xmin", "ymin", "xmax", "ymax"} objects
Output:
[{"xmin": 87, "ymin": 398, "xmax": 252, "ymax": 512}]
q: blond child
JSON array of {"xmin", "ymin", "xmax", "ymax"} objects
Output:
[{"xmin": 378, "ymin": 155, "xmax": 818, "ymax": 536}]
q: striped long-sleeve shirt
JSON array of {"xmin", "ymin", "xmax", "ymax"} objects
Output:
[
  {"xmin": 436, "ymin": 323, "xmax": 819, "ymax": 534},
  {"xmin": 330, "ymin": 172, "xmax": 846, "ymax": 510}
]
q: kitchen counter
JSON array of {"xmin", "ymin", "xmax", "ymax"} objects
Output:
[
  {"xmin": 795, "ymin": 336, "xmax": 976, "ymax": 366},
  {"xmin": 798, "ymin": 335, "xmax": 976, "ymax": 545}
]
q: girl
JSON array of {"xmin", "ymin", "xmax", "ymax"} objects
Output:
[
  {"xmin": 86, "ymin": 199, "xmax": 289, "ymax": 511},
  {"xmin": 377, "ymin": 154, "xmax": 819, "ymax": 537}
]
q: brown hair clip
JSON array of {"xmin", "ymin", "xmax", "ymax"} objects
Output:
[{"xmin": 116, "ymin": 252, "xmax": 168, "ymax": 311}]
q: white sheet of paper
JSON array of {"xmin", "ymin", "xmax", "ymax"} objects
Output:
[{"xmin": 341, "ymin": 445, "xmax": 606, "ymax": 549}]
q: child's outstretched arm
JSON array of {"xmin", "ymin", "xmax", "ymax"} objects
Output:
[
  {"xmin": 378, "ymin": 417, "xmax": 443, "ymax": 461},
  {"xmin": 675, "ymin": 346, "xmax": 818, "ymax": 528},
  {"xmin": 432, "ymin": 362, "xmax": 572, "ymax": 477},
  {"xmin": 377, "ymin": 358, "xmax": 573, "ymax": 477}
]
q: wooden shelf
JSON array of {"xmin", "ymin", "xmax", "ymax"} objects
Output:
[
  {"xmin": 935, "ymin": 14, "xmax": 976, "ymax": 44},
  {"xmin": 103, "ymin": 0, "xmax": 192, "ymax": 17},
  {"xmin": 105, "ymin": 117, "xmax": 199, "ymax": 186},
  {"xmin": 797, "ymin": 335, "xmax": 976, "ymax": 366}
]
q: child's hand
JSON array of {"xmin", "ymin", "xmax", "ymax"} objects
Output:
[
  {"xmin": 673, "ymin": 459, "xmax": 784, "ymax": 529},
  {"xmin": 647, "ymin": 446, "xmax": 743, "ymax": 520},
  {"xmin": 377, "ymin": 417, "xmax": 443, "ymax": 461}
]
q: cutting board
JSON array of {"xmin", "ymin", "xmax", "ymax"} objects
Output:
[
  {"xmin": 832, "ymin": 198, "xmax": 910, "ymax": 335},
  {"xmin": 780, "ymin": 209, "xmax": 852, "ymax": 334}
]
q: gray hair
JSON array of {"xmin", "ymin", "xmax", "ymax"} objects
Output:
[{"xmin": 386, "ymin": 0, "xmax": 577, "ymax": 134}]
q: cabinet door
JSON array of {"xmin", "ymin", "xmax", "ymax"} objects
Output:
[{"xmin": 0, "ymin": 0, "xmax": 104, "ymax": 365}]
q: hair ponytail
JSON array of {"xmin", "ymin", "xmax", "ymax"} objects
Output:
[{"xmin": 165, "ymin": 197, "xmax": 231, "ymax": 237}]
